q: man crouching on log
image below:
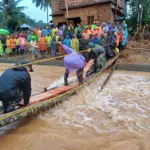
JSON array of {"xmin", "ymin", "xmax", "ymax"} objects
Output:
[
  {"xmin": 59, "ymin": 42, "xmax": 93, "ymax": 86},
  {"xmin": 88, "ymin": 42, "xmax": 106, "ymax": 73},
  {"xmin": 0, "ymin": 60, "xmax": 33, "ymax": 113}
]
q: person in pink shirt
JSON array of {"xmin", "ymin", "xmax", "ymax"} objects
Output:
[{"xmin": 20, "ymin": 34, "xmax": 26, "ymax": 55}]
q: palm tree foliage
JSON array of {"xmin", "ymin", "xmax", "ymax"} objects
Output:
[
  {"xmin": 0, "ymin": 0, "xmax": 37, "ymax": 31},
  {"xmin": 32, "ymin": 0, "xmax": 52, "ymax": 23},
  {"xmin": 0, "ymin": 0, "xmax": 27, "ymax": 30},
  {"xmin": 32, "ymin": 0, "xmax": 52, "ymax": 10}
]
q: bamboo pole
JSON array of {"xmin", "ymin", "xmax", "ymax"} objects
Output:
[
  {"xmin": 47, "ymin": 5, "xmax": 49, "ymax": 23},
  {"xmin": 0, "ymin": 55, "xmax": 120, "ymax": 128}
]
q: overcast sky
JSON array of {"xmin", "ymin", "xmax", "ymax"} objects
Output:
[{"xmin": 19, "ymin": 0, "xmax": 52, "ymax": 23}]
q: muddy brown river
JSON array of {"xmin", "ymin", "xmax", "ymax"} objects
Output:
[{"xmin": 0, "ymin": 64, "xmax": 150, "ymax": 150}]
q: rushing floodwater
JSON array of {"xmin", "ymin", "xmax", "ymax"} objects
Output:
[{"xmin": 0, "ymin": 70, "xmax": 150, "ymax": 150}]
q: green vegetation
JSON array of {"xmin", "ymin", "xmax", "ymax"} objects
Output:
[
  {"xmin": 127, "ymin": 0, "xmax": 150, "ymax": 27},
  {"xmin": 0, "ymin": 0, "xmax": 45, "ymax": 32},
  {"xmin": 32, "ymin": 0, "xmax": 52, "ymax": 23}
]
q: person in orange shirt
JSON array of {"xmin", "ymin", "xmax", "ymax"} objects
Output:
[
  {"xmin": 38, "ymin": 35, "xmax": 47, "ymax": 55},
  {"xmin": 9, "ymin": 35, "xmax": 16, "ymax": 55},
  {"xmin": 91, "ymin": 29, "xmax": 96, "ymax": 35},
  {"xmin": 88, "ymin": 25, "xmax": 93, "ymax": 34},
  {"xmin": 95, "ymin": 27, "xmax": 102, "ymax": 37},
  {"xmin": 34, "ymin": 27, "xmax": 38, "ymax": 36},
  {"xmin": 82, "ymin": 27, "xmax": 90, "ymax": 39}
]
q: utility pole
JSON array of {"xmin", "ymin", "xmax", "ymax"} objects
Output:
[
  {"xmin": 133, "ymin": 4, "xmax": 144, "ymax": 41},
  {"xmin": 65, "ymin": 0, "xmax": 69, "ymax": 25},
  {"xmin": 139, "ymin": 4, "xmax": 143, "ymax": 29},
  {"xmin": 115, "ymin": 0, "xmax": 119, "ymax": 20},
  {"xmin": 47, "ymin": 5, "xmax": 49, "ymax": 23}
]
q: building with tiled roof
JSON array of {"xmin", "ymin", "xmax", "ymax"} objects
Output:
[{"xmin": 51, "ymin": 0, "xmax": 127, "ymax": 25}]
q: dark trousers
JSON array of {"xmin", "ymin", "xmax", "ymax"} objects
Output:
[
  {"xmin": 3, "ymin": 46, "xmax": 6, "ymax": 54},
  {"xmin": 119, "ymin": 43, "xmax": 124, "ymax": 52},
  {"xmin": 16, "ymin": 46, "xmax": 20, "ymax": 55},
  {"xmin": 64, "ymin": 67, "xmax": 84, "ymax": 85},
  {"xmin": 48, "ymin": 47, "xmax": 51, "ymax": 56},
  {"xmin": 20, "ymin": 49, "xmax": 25, "ymax": 55},
  {"xmin": 12, "ymin": 48, "xmax": 16, "ymax": 55},
  {"xmin": 0, "ymin": 91, "xmax": 23, "ymax": 113}
]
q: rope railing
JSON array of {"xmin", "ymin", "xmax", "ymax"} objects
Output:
[
  {"xmin": 0, "ymin": 41, "xmax": 117, "ymax": 72},
  {"xmin": 0, "ymin": 55, "xmax": 119, "ymax": 126}
]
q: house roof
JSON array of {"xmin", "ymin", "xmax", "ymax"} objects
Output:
[
  {"xmin": 20, "ymin": 24, "xmax": 34, "ymax": 30},
  {"xmin": 52, "ymin": 0, "xmax": 125, "ymax": 15},
  {"xmin": 61, "ymin": 0, "xmax": 115, "ymax": 10}
]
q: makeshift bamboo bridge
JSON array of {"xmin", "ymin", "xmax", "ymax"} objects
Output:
[{"xmin": 0, "ymin": 55, "xmax": 120, "ymax": 128}]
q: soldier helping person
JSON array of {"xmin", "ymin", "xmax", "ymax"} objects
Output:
[{"xmin": 88, "ymin": 42, "xmax": 106, "ymax": 73}]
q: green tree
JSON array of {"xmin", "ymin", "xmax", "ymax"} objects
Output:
[
  {"xmin": 0, "ymin": 0, "xmax": 27, "ymax": 31},
  {"xmin": 27, "ymin": 17, "xmax": 38, "ymax": 27},
  {"xmin": 32, "ymin": 0, "xmax": 52, "ymax": 23},
  {"xmin": 37, "ymin": 20, "xmax": 46, "ymax": 28},
  {"xmin": 128, "ymin": 0, "xmax": 150, "ymax": 25}
]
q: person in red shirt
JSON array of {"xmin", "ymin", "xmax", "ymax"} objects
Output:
[{"xmin": 118, "ymin": 26, "xmax": 124, "ymax": 51}]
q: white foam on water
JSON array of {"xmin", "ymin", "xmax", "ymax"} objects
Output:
[
  {"xmin": 39, "ymin": 71, "xmax": 150, "ymax": 133},
  {"xmin": 47, "ymin": 76, "xmax": 77, "ymax": 90}
]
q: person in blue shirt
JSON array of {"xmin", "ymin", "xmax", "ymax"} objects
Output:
[
  {"xmin": 121, "ymin": 24, "xmax": 128, "ymax": 50},
  {"xmin": 93, "ymin": 33, "xmax": 100, "ymax": 45},
  {"xmin": 47, "ymin": 26, "xmax": 52, "ymax": 36},
  {"xmin": 63, "ymin": 35, "xmax": 71, "ymax": 47},
  {"xmin": 41, "ymin": 26, "xmax": 48, "ymax": 37}
]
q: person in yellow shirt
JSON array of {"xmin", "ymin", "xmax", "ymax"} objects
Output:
[
  {"xmin": 70, "ymin": 34, "xmax": 79, "ymax": 52},
  {"xmin": 37, "ymin": 28, "xmax": 42, "ymax": 37},
  {"xmin": 51, "ymin": 32, "xmax": 59, "ymax": 57},
  {"xmin": 52, "ymin": 25, "xmax": 58, "ymax": 37},
  {"xmin": 45, "ymin": 33, "xmax": 52, "ymax": 54},
  {"xmin": 0, "ymin": 37, "xmax": 3, "ymax": 56},
  {"xmin": 53, "ymin": 31, "xmax": 59, "ymax": 42},
  {"xmin": 6, "ymin": 36, "xmax": 11, "ymax": 55},
  {"xmin": 14, "ymin": 35, "xmax": 20, "ymax": 55},
  {"xmin": 55, "ymin": 33, "xmax": 59, "ymax": 42}
]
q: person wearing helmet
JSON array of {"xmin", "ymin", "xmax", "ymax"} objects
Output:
[{"xmin": 0, "ymin": 60, "xmax": 33, "ymax": 113}]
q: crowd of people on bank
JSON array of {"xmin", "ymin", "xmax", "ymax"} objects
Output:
[{"xmin": 0, "ymin": 20, "xmax": 128, "ymax": 59}]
